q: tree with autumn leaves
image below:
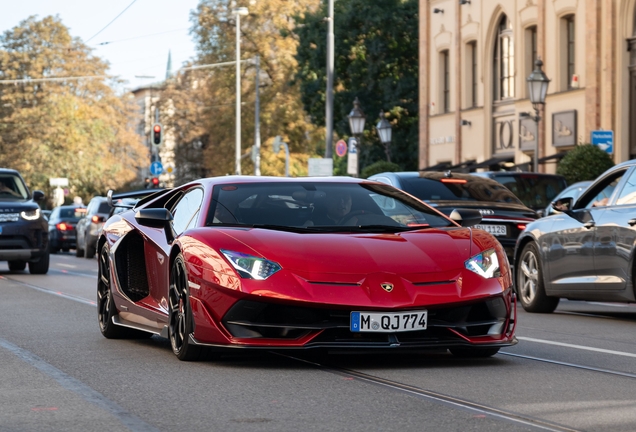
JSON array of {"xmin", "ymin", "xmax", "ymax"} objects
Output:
[
  {"xmin": 160, "ymin": 0, "xmax": 324, "ymax": 178},
  {"xmin": 0, "ymin": 16, "xmax": 147, "ymax": 203}
]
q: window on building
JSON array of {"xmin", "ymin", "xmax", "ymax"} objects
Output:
[
  {"xmin": 526, "ymin": 26, "xmax": 537, "ymax": 76},
  {"xmin": 563, "ymin": 15, "xmax": 575, "ymax": 89},
  {"xmin": 468, "ymin": 41, "xmax": 478, "ymax": 107},
  {"xmin": 441, "ymin": 50, "xmax": 450, "ymax": 113},
  {"xmin": 493, "ymin": 15, "xmax": 514, "ymax": 101}
]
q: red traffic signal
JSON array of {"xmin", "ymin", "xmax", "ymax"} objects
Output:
[
  {"xmin": 151, "ymin": 177, "xmax": 160, "ymax": 187},
  {"xmin": 152, "ymin": 123, "xmax": 163, "ymax": 145}
]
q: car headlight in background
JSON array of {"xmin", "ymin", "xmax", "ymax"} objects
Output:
[
  {"xmin": 221, "ymin": 249, "xmax": 282, "ymax": 280},
  {"xmin": 465, "ymin": 249, "xmax": 500, "ymax": 278},
  {"xmin": 20, "ymin": 208, "xmax": 40, "ymax": 221}
]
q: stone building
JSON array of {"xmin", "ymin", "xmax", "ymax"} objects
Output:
[{"xmin": 418, "ymin": 0, "xmax": 636, "ymax": 172}]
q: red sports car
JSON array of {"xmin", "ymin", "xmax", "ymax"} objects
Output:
[{"xmin": 98, "ymin": 176, "xmax": 516, "ymax": 361}]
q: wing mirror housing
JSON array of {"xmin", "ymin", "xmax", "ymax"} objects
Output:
[
  {"xmin": 449, "ymin": 208, "xmax": 482, "ymax": 227},
  {"xmin": 551, "ymin": 197, "xmax": 573, "ymax": 213},
  {"xmin": 32, "ymin": 190, "xmax": 45, "ymax": 202},
  {"xmin": 135, "ymin": 208, "xmax": 177, "ymax": 243}
]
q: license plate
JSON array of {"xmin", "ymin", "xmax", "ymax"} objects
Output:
[
  {"xmin": 350, "ymin": 310, "xmax": 427, "ymax": 332},
  {"xmin": 475, "ymin": 224, "xmax": 507, "ymax": 236}
]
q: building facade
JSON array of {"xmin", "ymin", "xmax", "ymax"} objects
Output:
[{"xmin": 419, "ymin": 0, "xmax": 636, "ymax": 172}]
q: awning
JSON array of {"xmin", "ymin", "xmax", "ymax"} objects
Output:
[
  {"xmin": 467, "ymin": 155, "xmax": 514, "ymax": 171},
  {"xmin": 538, "ymin": 151, "xmax": 568, "ymax": 163},
  {"xmin": 447, "ymin": 159, "xmax": 476, "ymax": 173}
]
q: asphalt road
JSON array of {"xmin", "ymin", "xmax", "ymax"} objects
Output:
[{"xmin": 1, "ymin": 253, "xmax": 636, "ymax": 431}]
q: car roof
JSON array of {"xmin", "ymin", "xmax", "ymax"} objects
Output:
[
  {"xmin": 369, "ymin": 171, "xmax": 506, "ymax": 184},
  {"xmin": 0, "ymin": 168, "xmax": 20, "ymax": 175}
]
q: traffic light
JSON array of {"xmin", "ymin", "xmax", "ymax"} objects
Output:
[
  {"xmin": 151, "ymin": 177, "xmax": 160, "ymax": 188},
  {"xmin": 152, "ymin": 123, "xmax": 163, "ymax": 145}
]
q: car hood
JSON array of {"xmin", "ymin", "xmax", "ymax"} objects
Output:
[
  {"xmin": 200, "ymin": 227, "xmax": 473, "ymax": 278},
  {"xmin": 0, "ymin": 200, "xmax": 38, "ymax": 212}
]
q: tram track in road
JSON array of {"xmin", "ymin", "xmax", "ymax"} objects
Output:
[{"xmin": 276, "ymin": 352, "xmax": 582, "ymax": 432}]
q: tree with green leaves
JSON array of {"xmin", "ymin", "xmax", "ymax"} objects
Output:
[
  {"xmin": 294, "ymin": 0, "xmax": 419, "ymax": 171},
  {"xmin": 0, "ymin": 16, "xmax": 148, "ymax": 203},
  {"xmin": 556, "ymin": 144, "xmax": 615, "ymax": 185}
]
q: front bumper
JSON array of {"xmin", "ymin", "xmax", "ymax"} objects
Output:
[
  {"xmin": 0, "ymin": 219, "xmax": 48, "ymax": 262},
  {"xmin": 190, "ymin": 289, "xmax": 517, "ymax": 350}
]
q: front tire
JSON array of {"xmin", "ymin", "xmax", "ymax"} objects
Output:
[
  {"xmin": 8, "ymin": 260, "xmax": 27, "ymax": 271},
  {"xmin": 517, "ymin": 242, "xmax": 559, "ymax": 313},
  {"xmin": 28, "ymin": 252, "xmax": 49, "ymax": 274},
  {"xmin": 85, "ymin": 237, "xmax": 96, "ymax": 259},
  {"xmin": 169, "ymin": 254, "xmax": 202, "ymax": 361}
]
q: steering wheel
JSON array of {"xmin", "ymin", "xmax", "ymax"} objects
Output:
[{"xmin": 340, "ymin": 210, "xmax": 367, "ymax": 226}]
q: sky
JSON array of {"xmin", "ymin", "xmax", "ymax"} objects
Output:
[{"xmin": 0, "ymin": 0, "xmax": 201, "ymax": 91}]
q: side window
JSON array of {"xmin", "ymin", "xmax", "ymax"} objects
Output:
[
  {"xmin": 580, "ymin": 172, "xmax": 625, "ymax": 209},
  {"xmin": 616, "ymin": 169, "xmax": 636, "ymax": 205},
  {"xmin": 171, "ymin": 188, "xmax": 204, "ymax": 235}
]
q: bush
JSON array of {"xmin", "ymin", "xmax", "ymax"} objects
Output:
[
  {"xmin": 556, "ymin": 144, "xmax": 614, "ymax": 184},
  {"xmin": 361, "ymin": 161, "xmax": 401, "ymax": 179}
]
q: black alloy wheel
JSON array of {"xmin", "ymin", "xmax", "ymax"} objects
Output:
[
  {"xmin": 169, "ymin": 254, "xmax": 202, "ymax": 361},
  {"xmin": 97, "ymin": 243, "xmax": 150, "ymax": 339},
  {"xmin": 517, "ymin": 242, "xmax": 559, "ymax": 313}
]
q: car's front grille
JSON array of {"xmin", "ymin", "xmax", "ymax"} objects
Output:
[
  {"xmin": 0, "ymin": 213, "xmax": 19, "ymax": 222},
  {"xmin": 221, "ymin": 295, "xmax": 511, "ymax": 343}
]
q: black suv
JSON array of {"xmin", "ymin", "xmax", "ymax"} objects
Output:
[
  {"xmin": 471, "ymin": 171, "xmax": 568, "ymax": 217},
  {"xmin": 0, "ymin": 169, "xmax": 49, "ymax": 273},
  {"xmin": 368, "ymin": 171, "xmax": 538, "ymax": 262}
]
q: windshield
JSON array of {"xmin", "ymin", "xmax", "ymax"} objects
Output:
[
  {"xmin": 490, "ymin": 174, "xmax": 567, "ymax": 210},
  {"xmin": 0, "ymin": 174, "xmax": 29, "ymax": 200},
  {"xmin": 206, "ymin": 182, "xmax": 453, "ymax": 231},
  {"xmin": 400, "ymin": 177, "xmax": 522, "ymax": 204}
]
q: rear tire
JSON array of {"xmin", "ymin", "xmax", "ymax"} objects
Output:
[
  {"xmin": 8, "ymin": 260, "xmax": 27, "ymax": 271},
  {"xmin": 28, "ymin": 252, "xmax": 49, "ymax": 274},
  {"xmin": 75, "ymin": 236, "xmax": 85, "ymax": 257},
  {"xmin": 169, "ymin": 254, "xmax": 202, "ymax": 361},
  {"xmin": 449, "ymin": 347, "xmax": 500, "ymax": 358},
  {"xmin": 85, "ymin": 238, "xmax": 96, "ymax": 259},
  {"xmin": 517, "ymin": 242, "xmax": 559, "ymax": 313}
]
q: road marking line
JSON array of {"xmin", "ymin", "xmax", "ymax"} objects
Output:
[
  {"xmin": 518, "ymin": 336, "xmax": 636, "ymax": 358},
  {"xmin": 0, "ymin": 337, "xmax": 160, "ymax": 432},
  {"xmin": 57, "ymin": 263, "xmax": 77, "ymax": 269}
]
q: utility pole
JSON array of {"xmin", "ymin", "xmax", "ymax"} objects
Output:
[
  {"xmin": 325, "ymin": 0, "xmax": 334, "ymax": 159},
  {"xmin": 254, "ymin": 55, "xmax": 261, "ymax": 176}
]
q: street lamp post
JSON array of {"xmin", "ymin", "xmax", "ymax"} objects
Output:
[
  {"xmin": 526, "ymin": 59, "xmax": 550, "ymax": 173},
  {"xmin": 347, "ymin": 97, "xmax": 366, "ymax": 177},
  {"xmin": 233, "ymin": 7, "xmax": 249, "ymax": 175},
  {"xmin": 376, "ymin": 110, "xmax": 393, "ymax": 163}
]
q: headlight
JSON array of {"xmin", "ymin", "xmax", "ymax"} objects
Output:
[
  {"xmin": 20, "ymin": 208, "xmax": 40, "ymax": 221},
  {"xmin": 221, "ymin": 249, "xmax": 282, "ymax": 280},
  {"xmin": 465, "ymin": 248, "xmax": 500, "ymax": 278}
]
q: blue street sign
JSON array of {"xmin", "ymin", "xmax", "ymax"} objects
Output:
[
  {"xmin": 348, "ymin": 137, "xmax": 357, "ymax": 154},
  {"xmin": 149, "ymin": 161, "xmax": 164, "ymax": 176},
  {"xmin": 591, "ymin": 130, "xmax": 614, "ymax": 154}
]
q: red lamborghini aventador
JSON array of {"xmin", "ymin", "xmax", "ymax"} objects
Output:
[{"xmin": 98, "ymin": 176, "xmax": 517, "ymax": 361}]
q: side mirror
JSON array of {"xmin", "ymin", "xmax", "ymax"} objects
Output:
[
  {"xmin": 32, "ymin": 190, "xmax": 45, "ymax": 202},
  {"xmin": 135, "ymin": 208, "xmax": 176, "ymax": 243},
  {"xmin": 449, "ymin": 208, "xmax": 482, "ymax": 227},
  {"xmin": 551, "ymin": 197, "xmax": 573, "ymax": 213},
  {"xmin": 107, "ymin": 189, "xmax": 114, "ymax": 207}
]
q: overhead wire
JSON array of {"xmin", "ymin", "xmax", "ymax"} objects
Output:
[{"xmin": 85, "ymin": 0, "xmax": 139, "ymax": 43}]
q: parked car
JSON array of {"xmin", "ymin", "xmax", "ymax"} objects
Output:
[
  {"xmin": 47, "ymin": 205, "xmax": 86, "ymax": 253},
  {"xmin": 515, "ymin": 160, "xmax": 636, "ymax": 313},
  {"xmin": 543, "ymin": 181, "xmax": 592, "ymax": 217},
  {"xmin": 76, "ymin": 196, "xmax": 111, "ymax": 259},
  {"xmin": 97, "ymin": 177, "xmax": 517, "ymax": 360},
  {"xmin": 0, "ymin": 168, "xmax": 49, "ymax": 274},
  {"xmin": 471, "ymin": 171, "xmax": 568, "ymax": 216},
  {"xmin": 368, "ymin": 171, "xmax": 538, "ymax": 262}
]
